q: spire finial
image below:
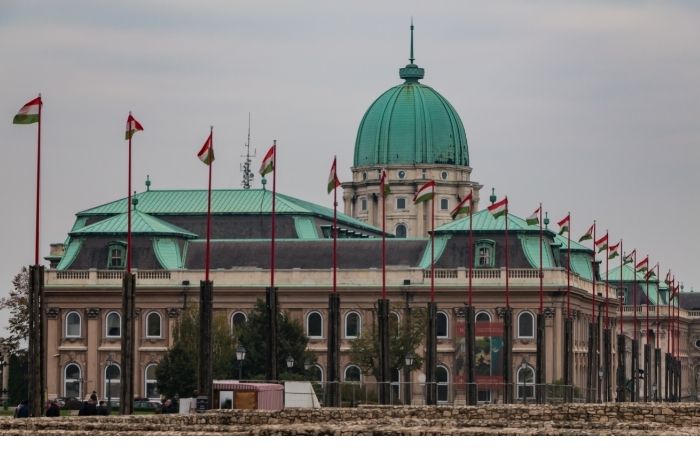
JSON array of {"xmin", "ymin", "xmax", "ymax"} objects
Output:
[
  {"xmin": 489, "ymin": 187, "xmax": 496, "ymax": 204},
  {"xmin": 145, "ymin": 175, "xmax": 151, "ymax": 192},
  {"xmin": 544, "ymin": 211, "xmax": 550, "ymax": 229},
  {"xmin": 410, "ymin": 18, "xmax": 415, "ymax": 65}
]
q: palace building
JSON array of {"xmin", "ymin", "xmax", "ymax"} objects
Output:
[{"xmin": 41, "ymin": 31, "xmax": 697, "ymax": 405}]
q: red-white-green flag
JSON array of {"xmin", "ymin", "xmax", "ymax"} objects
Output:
[
  {"xmin": 608, "ymin": 241, "xmax": 620, "ymax": 259},
  {"xmin": 197, "ymin": 132, "xmax": 214, "ymax": 165},
  {"xmin": 635, "ymin": 256, "xmax": 649, "ymax": 273},
  {"xmin": 327, "ymin": 157, "xmax": 341, "ymax": 193},
  {"xmin": 665, "ymin": 270, "xmax": 672, "ymax": 285},
  {"xmin": 623, "ymin": 249, "xmax": 636, "ymax": 265},
  {"xmin": 413, "ymin": 180, "xmax": 435, "ymax": 204},
  {"xmin": 526, "ymin": 206, "xmax": 541, "ymax": 226},
  {"xmin": 487, "ymin": 197, "xmax": 508, "ymax": 218},
  {"xmin": 450, "ymin": 192, "xmax": 473, "ymax": 219},
  {"xmin": 645, "ymin": 266, "xmax": 656, "ymax": 280},
  {"xmin": 579, "ymin": 224, "xmax": 594, "ymax": 242},
  {"xmin": 125, "ymin": 113, "xmax": 144, "ymax": 140},
  {"xmin": 259, "ymin": 144, "xmax": 275, "ymax": 176},
  {"xmin": 557, "ymin": 214, "xmax": 570, "ymax": 235},
  {"xmin": 380, "ymin": 169, "xmax": 390, "ymax": 196},
  {"xmin": 13, "ymin": 96, "xmax": 42, "ymax": 124},
  {"xmin": 595, "ymin": 233, "xmax": 608, "ymax": 253}
]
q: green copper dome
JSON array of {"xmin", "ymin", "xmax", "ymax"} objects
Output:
[{"xmin": 353, "ymin": 25, "xmax": 469, "ymax": 167}]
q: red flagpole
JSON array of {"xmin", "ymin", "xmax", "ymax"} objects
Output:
[
  {"xmin": 504, "ymin": 197, "xmax": 509, "ymax": 308},
  {"xmin": 34, "ymin": 95, "xmax": 42, "ymax": 266},
  {"xmin": 127, "ymin": 113, "xmax": 133, "ymax": 274},
  {"xmin": 655, "ymin": 264, "xmax": 660, "ymax": 348},
  {"xmin": 633, "ymin": 251, "xmax": 638, "ymax": 341},
  {"xmin": 605, "ymin": 230, "xmax": 609, "ymax": 329},
  {"xmin": 430, "ymin": 183, "xmax": 435, "ymax": 303},
  {"xmin": 538, "ymin": 204, "xmax": 543, "ymax": 314},
  {"xmin": 271, "ymin": 141, "xmax": 277, "ymax": 289},
  {"xmin": 468, "ymin": 194, "xmax": 473, "ymax": 307},
  {"xmin": 667, "ymin": 276, "xmax": 671, "ymax": 355},
  {"xmin": 645, "ymin": 255, "xmax": 650, "ymax": 347},
  {"xmin": 592, "ymin": 222, "xmax": 596, "ymax": 324},
  {"xmin": 333, "ymin": 157, "xmax": 337, "ymax": 294},
  {"xmin": 205, "ymin": 128, "xmax": 213, "ymax": 282},
  {"xmin": 381, "ymin": 172, "xmax": 386, "ymax": 300},
  {"xmin": 619, "ymin": 240, "xmax": 624, "ymax": 336},
  {"xmin": 567, "ymin": 213, "xmax": 571, "ymax": 318}
]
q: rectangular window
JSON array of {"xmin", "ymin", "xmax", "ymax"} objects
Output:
[
  {"xmin": 108, "ymin": 246, "xmax": 125, "ymax": 269},
  {"xmin": 478, "ymin": 247, "xmax": 491, "ymax": 267},
  {"xmin": 616, "ymin": 287, "xmax": 628, "ymax": 305},
  {"xmin": 361, "ymin": 198, "xmax": 367, "ymax": 212},
  {"xmin": 396, "ymin": 198, "xmax": 406, "ymax": 210},
  {"xmin": 440, "ymin": 198, "xmax": 449, "ymax": 210}
]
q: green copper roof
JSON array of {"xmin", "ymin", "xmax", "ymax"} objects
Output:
[
  {"xmin": 71, "ymin": 210, "xmax": 198, "ymax": 238},
  {"xmin": 418, "ymin": 235, "xmax": 449, "ymax": 269},
  {"xmin": 56, "ymin": 238, "xmax": 83, "ymax": 270},
  {"xmin": 294, "ymin": 216, "xmax": 319, "ymax": 239},
  {"xmin": 77, "ymin": 189, "xmax": 381, "ymax": 235},
  {"xmin": 552, "ymin": 234, "xmax": 591, "ymax": 252},
  {"xmin": 436, "ymin": 209, "xmax": 534, "ymax": 233},
  {"xmin": 570, "ymin": 253, "xmax": 593, "ymax": 281},
  {"xmin": 520, "ymin": 236, "xmax": 556, "ymax": 269},
  {"xmin": 353, "ymin": 73, "xmax": 468, "ymax": 167},
  {"xmin": 154, "ymin": 238, "xmax": 184, "ymax": 269},
  {"xmin": 602, "ymin": 264, "xmax": 647, "ymax": 282}
]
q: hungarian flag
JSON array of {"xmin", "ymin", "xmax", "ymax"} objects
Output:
[
  {"xmin": 259, "ymin": 144, "xmax": 275, "ymax": 176},
  {"xmin": 125, "ymin": 113, "xmax": 144, "ymax": 140},
  {"xmin": 13, "ymin": 96, "xmax": 42, "ymax": 124},
  {"xmin": 557, "ymin": 214, "xmax": 570, "ymax": 235},
  {"xmin": 579, "ymin": 224, "xmax": 594, "ymax": 242},
  {"xmin": 608, "ymin": 241, "xmax": 620, "ymax": 259},
  {"xmin": 327, "ymin": 157, "xmax": 341, "ymax": 193},
  {"xmin": 487, "ymin": 197, "xmax": 508, "ymax": 218},
  {"xmin": 450, "ymin": 192, "xmax": 473, "ymax": 219},
  {"xmin": 380, "ymin": 169, "xmax": 390, "ymax": 196},
  {"xmin": 197, "ymin": 132, "xmax": 214, "ymax": 165},
  {"xmin": 413, "ymin": 180, "xmax": 435, "ymax": 204},
  {"xmin": 623, "ymin": 249, "xmax": 635, "ymax": 264},
  {"xmin": 645, "ymin": 266, "xmax": 656, "ymax": 280},
  {"xmin": 526, "ymin": 206, "xmax": 540, "ymax": 226},
  {"xmin": 635, "ymin": 256, "xmax": 649, "ymax": 273},
  {"xmin": 595, "ymin": 233, "xmax": 608, "ymax": 253},
  {"xmin": 665, "ymin": 270, "xmax": 672, "ymax": 285}
]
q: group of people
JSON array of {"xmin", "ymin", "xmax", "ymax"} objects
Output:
[{"xmin": 77, "ymin": 391, "xmax": 111, "ymax": 416}]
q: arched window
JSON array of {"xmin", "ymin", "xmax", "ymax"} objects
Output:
[
  {"xmin": 436, "ymin": 311, "xmax": 448, "ymax": 339},
  {"xmin": 517, "ymin": 311, "xmax": 535, "ymax": 339},
  {"xmin": 105, "ymin": 312, "xmax": 121, "ymax": 338},
  {"xmin": 345, "ymin": 311, "xmax": 361, "ymax": 338},
  {"xmin": 144, "ymin": 364, "xmax": 159, "ymax": 399},
  {"xmin": 475, "ymin": 240, "xmax": 496, "ymax": 268},
  {"xmin": 104, "ymin": 363, "xmax": 121, "ymax": 401},
  {"xmin": 309, "ymin": 364, "xmax": 324, "ymax": 382},
  {"xmin": 64, "ymin": 363, "xmax": 82, "ymax": 398},
  {"xmin": 389, "ymin": 311, "xmax": 400, "ymax": 337},
  {"xmin": 436, "ymin": 365, "xmax": 450, "ymax": 403},
  {"xmin": 344, "ymin": 365, "xmax": 362, "ymax": 383},
  {"xmin": 517, "ymin": 364, "xmax": 535, "ymax": 400},
  {"xmin": 231, "ymin": 311, "xmax": 247, "ymax": 331},
  {"xmin": 475, "ymin": 311, "xmax": 492, "ymax": 322},
  {"xmin": 395, "ymin": 224, "xmax": 407, "ymax": 238},
  {"xmin": 65, "ymin": 311, "xmax": 81, "ymax": 338},
  {"xmin": 307, "ymin": 311, "xmax": 323, "ymax": 338},
  {"xmin": 146, "ymin": 312, "xmax": 162, "ymax": 338}
]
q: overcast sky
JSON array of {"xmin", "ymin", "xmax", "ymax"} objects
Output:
[{"xmin": 1, "ymin": 1, "xmax": 699, "ymax": 336}]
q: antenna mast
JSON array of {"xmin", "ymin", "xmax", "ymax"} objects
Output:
[{"xmin": 240, "ymin": 113, "xmax": 256, "ymax": 189}]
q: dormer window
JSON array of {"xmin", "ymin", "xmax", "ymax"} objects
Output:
[
  {"xmin": 108, "ymin": 244, "xmax": 126, "ymax": 269},
  {"xmin": 475, "ymin": 240, "xmax": 496, "ymax": 268}
]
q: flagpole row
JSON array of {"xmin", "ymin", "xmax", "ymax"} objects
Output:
[{"xmin": 35, "ymin": 96, "xmax": 42, "ymax": 266}]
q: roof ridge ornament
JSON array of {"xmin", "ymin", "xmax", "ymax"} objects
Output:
[{"xmin": 399, "ymin": 20, "xmax": 425, "ymax": 83}]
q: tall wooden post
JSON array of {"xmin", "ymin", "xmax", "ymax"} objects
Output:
[
  {"xmin": 466, "ymin": 305, "xmax": 476, "ymax": 405},
  {"xmin": 502, "ymin": 307, "xmax": 513, "ymax": 404},
  {"xmin": 616, "ymin": 333, "xmax": 626, "ymax": 402},
  {"xmin": 28, "ymin": 265, "xmax": 45, "ymax": 417},
  {"xmin": 564, "ymin": 317, "xmax": 573, "ymax": 402},
  {"xmin": 536, "ymin": 312, "xmax": 546, "ymax": 404},
  {"xmin": 587, "ymin": 322, "xmax": 596, "ymax": 402},
  {"xmin": 425, "ymin": 303, "xmax": 437, "ymax": 405},
  {"xmin": 603, "ymin": 328, "xmax": 612, "ymax": 402},
  {"xmin": 198, "ymin": 280, "xmax": 213, "ymax": 408},
  {"xmin": 631, "ymin": 338, "xmax": 640, "ymax": 402},
  {"xmin": 326, "ymin": 293, "xmax": 340, "ymax": 406},
  {"xmin": 120, "ymin": 272, "xmax": 135, "ymax": 415},
  {"xmin": 643, "ymin": 341, "xmax": 651, "ymax": 402},
  {"xmin": 377, "ymin": 298, "xmax": 391, "ymax": 405},
  {"xmin": 654, "ymin": 347, "xmax": 661, "ymax": 402},
  {"xmin": 266, "ymin": 287, "xmax": 278, "ymax": 382}
]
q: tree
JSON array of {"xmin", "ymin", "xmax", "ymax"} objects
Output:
[
  {"xmin": 234, "ymin": 299, "xmax": 316, "ymax": 380},
  {"xmin": 7, "ymin": 350, "xmax": 28, "ymax": 405},
  {"xmin": 348, "ymin": 305, "xmax": 427, "ymax": 379},
  {"xmin": 0, "ymin": 267, "xmax": 29, "ymax": 351},
  {"xmin": 155, "ymin": 306, "xmax": 237, "ymax": 398}
]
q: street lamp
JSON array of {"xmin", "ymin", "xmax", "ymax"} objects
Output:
[
  {"xmin": 405, "ymin": 353, "xmax": 414, "ymax": 406},
  {"xmin": 286, "ymin": 355, "xmax": 295, "ymax": 369},
  {"xmin": 106, "ymin": 354, "xmax": 114, "ymax": 414},
  {"xmin": 598, "ymin": 367, "xmax": 604, "ymax": 403},
  {"xmin": 236, "ymin": 345, "xmax": 246, "ymax": 380},
  {"xmin": 405, "ymin": 353, "xmax": 415, "ymax": 368},
  {"xmin": 519, "ymin": 358, "xmax": 528, "ymax": 404},
  {"xmin": 304, "ymin": 359, "xmax": 312, "ymax": 371}
]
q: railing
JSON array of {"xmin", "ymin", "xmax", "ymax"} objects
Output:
[
  {"xmin": 56, "ymin": 270, "xmax": 89, "ymax": 280},
  {"xmin": 423, "ymin": 269, "xmax": 459, "ymax": 279},
  {"xmin": 96, "ymin": 271, "xmax": 123, "ymax": 280},
  {"xmin": 472, "ymin": 269, "xmax": 501, "ymax": 279},
  {"xmin": 137, "ymin": 270, "xmax": 172, "ymax": 280}
]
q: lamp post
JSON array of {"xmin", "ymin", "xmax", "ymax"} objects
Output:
[
  {"xmin": 598, "ymin": 367, "xmax": 604, "ymax": 403},
  {"xmin": 106, "ymin": 354, "xmax": 113, "ymax": 414},
  {"xmin": 286, "ymin": 355, "xmax": 295, "ymax": 370},
  {"xmin": 519, "ymin": 358, "xmax": 528, "ymax": 405},
  {"xmin": 236, "ymin": 345, "xmax": 246, "ymax": 381},
  {"xmin": 405, "ymin": 353, "xmax": 414, "ymax": 406}
]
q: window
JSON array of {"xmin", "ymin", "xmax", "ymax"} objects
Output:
[
  {"xmin": 395, "ymin": 224, "xmax": 407, "ymax": 238},
  {"xmin": 65, "ymin": 311, "xmax": 81, "ymax": 338},
  {"xmin": 344, "ymin": 365, "xmax": 362, "ymax": 382},
  {"xmin": 517, "ymin": 311, "xmax": 535, "ymax": 339},
  {"xmin": 307, "ymin": 311, "xmax": 323, "ymax": 338},
  {"xmin": 437, "ymin": 311, "xmax": 448, "ymax": 339},
  {"xmin": 309, "ymin": 364, "xmax": 324, "ymax": 382},
  {"xmin": 477, "ymin": 389, "xmax": 491, "ymax": 404},
  {"xmin": 145, "ymin": 364, "xmax": 159, "ymax": 399},
  {"xmin": 104, "ymin": 363, "xmax": 121, "ymax": 401},
  {"xmin": 231, "ymin": 311, "xmax": 247, "ymax": 331},
  {"xmin": 616, "ymin": 287, "xmax": 629, "ymax": 305},
  {"xmin": 517, "ymin": 364, "xmax": 535, "ymax": 400},
  {"xmin": 345, "ymin": 311, "xmax": 361, "ymax": 338},
  {"xmin": 362, "ymin": 172, "xmax": 367, "ymax": 181},
  {"xmin": 146, "ymin": 312, "xmax": 162, "ymax": 338},
  {"xmin": 105, "ymin": 312, "xmax": 121, "ymax": 338},
  {"xmin": 441, "ymin": 171, "xmax": 448, "ymax": 180},
  {"xmin": 398, "ymin": 170, "xmax": 406, "ymax": 179},
  {"xmin": 421, "ymin": 169, "xmax": 427, "ymax": 179},
  {"xmin": 64, "ymin": 363, "xmax": 82, "ymax": 398},
  {"xmin": 396, "ymin": 198, "xmax": 406, "ymax": 210},
  {"xmin": 389, "ymin": 311, "xmax": 400, "ymax": 337},
  {"xmin": 360, "ymin": 197, "xmax": 367, "ymax": 212},
  {"xmin": 440, "ymin": 198, "xmax": 449, "ymax": 211},
  {"xmin": 475, "ymin": 240, "xmax": 496, "ymax": 268},
  {"xmin": 107, "ymin": 244, "xmax": 125, "ymax": 269},
  {"xmin": 436, "ymin": 365, "xmax": 449, "ymax": 403},
  {"xmin": 476, "ymin": 311, "xmax": 492, "ymax": 322}
]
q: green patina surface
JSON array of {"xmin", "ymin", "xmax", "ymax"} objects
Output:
[
  {"xmin": 71, "ymin": 210, "xmax": 198, "ymax": 238},
  {"xmin": 436, "ymin": 209, "xmax": 535, "ymax": 233},
  {"xmin": 603, "ymin": 264, "xmax": 669, "ymax": 305},
  {"xmin": 570, "ymin": 253, "xmax": 593, "ymax": 281},
  {"xmin": 553, "ymin": 234, "xmax": 591, "ymax": 252},
  {"xmin": 56, "ymin": 238, "xmax": 83, "ymax": 270},
  {"xmin": 519, "ymin": 235, "xmax": 556, "ymax": 269},
  {"xmin": 418, "ymin": 235, "xmax": 449, "ymax": 269},
  {"xmin": 293, "ymin": 216, "xmax": 319, "ymax": 239},
  {"xmin": 153, "ymin": 238, "xmax": 183, "ymax": 269}
]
